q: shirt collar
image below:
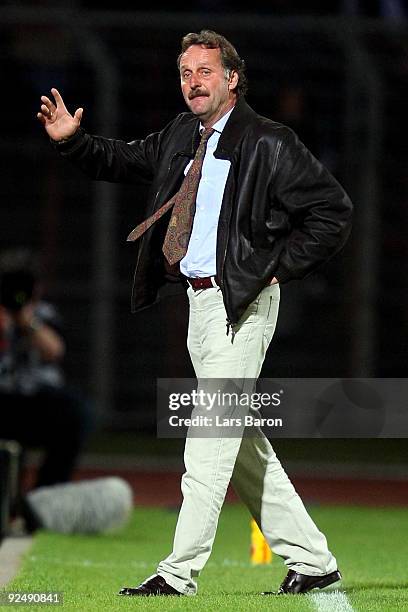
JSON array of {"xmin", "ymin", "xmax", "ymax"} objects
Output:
[{"xmin": 199, "ymin": 106, "xmax": 235, "ymax": 135}]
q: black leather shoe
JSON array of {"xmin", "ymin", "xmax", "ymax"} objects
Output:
[
  {"xmin": 262, "ymin": 569, "xmax": 342, "ymax": 595},
  {"xmin": 118, "ymin": 574, "xmax": 183, "ymax": 596}
]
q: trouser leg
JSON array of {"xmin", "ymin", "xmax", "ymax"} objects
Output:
[
  {"xmin": 0, "ymin": 386, "xmax": 94, "ymax": 489},
  {"xmin": 231, "ymin": 431, "xmax": 337, "ymax": 575},
  {"xmin": 33, "ymin": 386, "xmax": 94, "ymax": 488}
]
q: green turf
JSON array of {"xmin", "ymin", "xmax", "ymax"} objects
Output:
[{"xmin": 2, "ymin": 504, "xmax": 408, "ymax": 611}]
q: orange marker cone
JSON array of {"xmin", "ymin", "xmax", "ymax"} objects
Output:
[{"xmin": 250, "ymin": 518, "xmax": 272, "ymax": 564}]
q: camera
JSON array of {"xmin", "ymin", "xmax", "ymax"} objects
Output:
[{"xmin": 0, "ymin": 270, "xmax": 35, "ymax": 312}]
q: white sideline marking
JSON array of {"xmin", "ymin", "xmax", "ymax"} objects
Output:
[
  {"xmin": 0, "ymin": 537, "xmax": 33, "ymax": 587},
  {"xmin": 310, "ymin": 590, "xmax": 355, "ymax": 612}
]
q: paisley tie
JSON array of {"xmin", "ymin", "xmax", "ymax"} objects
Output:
[{"xmin": 127, "ymin": 128, "xmax": 214, "ymax": 265}]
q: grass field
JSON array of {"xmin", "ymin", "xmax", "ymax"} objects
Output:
[{"xmin": 2, "ymin": 503, "xmax": 408, "ymax": 611}]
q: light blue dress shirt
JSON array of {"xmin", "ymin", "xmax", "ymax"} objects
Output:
[{"xmin": 180, "ymin": 107, "xmax": 234, "ymax": 278}]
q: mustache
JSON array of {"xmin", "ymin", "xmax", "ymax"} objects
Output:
[{"xmin": 189, "ymin": 90, "xmax": 209, "ymax": 100}]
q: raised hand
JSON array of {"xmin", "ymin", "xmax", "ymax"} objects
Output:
[{"xmin": 37, "ymin": 88, "xmax": 83, "ymax": 142}]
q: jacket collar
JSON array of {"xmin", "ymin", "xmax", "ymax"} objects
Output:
[
  {"xmin": 216, "ymin": 97, "xmax": 257, "ymax": 159},
  {"xmin": 181, "ymin": 97, "xmax": 257, "ymax": 159}
]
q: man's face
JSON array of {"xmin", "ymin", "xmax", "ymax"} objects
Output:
[{"xmin": 179, "ymin": 45, "xmax": 238, "ymax": 127}]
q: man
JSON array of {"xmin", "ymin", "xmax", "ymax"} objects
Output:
[
  {"xmin": 37, "ymin": 30, "xmax": 352, "ymax": 596},
  {"xmin": 0, "ymin": 249, "xmax": 94, "ymax": 525}
]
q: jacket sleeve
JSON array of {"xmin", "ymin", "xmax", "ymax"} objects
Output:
[
  {"xmin": 273, "ymin": 128, "xmax": 353, "ymax": 283},
  {"xmin": 52, "ymin": 116, "xmax": 180, "ymax": 184}
]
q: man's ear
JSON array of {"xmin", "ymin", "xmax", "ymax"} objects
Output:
[{"xmin": 228, "ymin": 70, "xmax": 239, "ymax": 91}]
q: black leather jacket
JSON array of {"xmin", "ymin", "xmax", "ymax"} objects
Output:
[{"xmin": 56, "ymin": 97, "xmax": 353, "ymax": 325}]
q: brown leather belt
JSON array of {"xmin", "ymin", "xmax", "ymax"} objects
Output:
[{"xmin": 184, "ymin": 276, "xmax": 219, "ymax": 290}]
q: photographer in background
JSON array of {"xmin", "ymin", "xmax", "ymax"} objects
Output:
[{"xmin": 0, "ymin": 249, "xmax": 94, "ymax": 492}]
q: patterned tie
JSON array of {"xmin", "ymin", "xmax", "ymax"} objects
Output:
[{"xmin": 127, "ymin": 128, "xmax": 214, "ymax": 265}]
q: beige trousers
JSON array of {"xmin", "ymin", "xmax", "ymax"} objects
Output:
[{"xmin": 157, "ymin": 284, "xmax": 337, "ymax": 594}]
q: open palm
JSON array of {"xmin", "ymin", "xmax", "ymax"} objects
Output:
[{"xmin": 37, "ymin": 88, "xmax": 83, "ymax": 141}]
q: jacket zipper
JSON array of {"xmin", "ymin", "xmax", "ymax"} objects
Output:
[{"xmin": 219, "ymin": 160, "xmax": 237, "ymax": 338}]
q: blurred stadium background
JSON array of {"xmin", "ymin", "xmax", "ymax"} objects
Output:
[{"xmin": 1, "ymin": 1, "xmax": 408, "ymax": 513}]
